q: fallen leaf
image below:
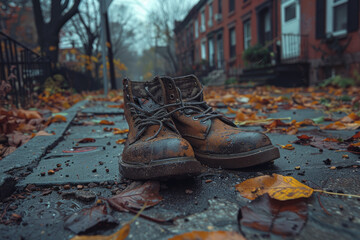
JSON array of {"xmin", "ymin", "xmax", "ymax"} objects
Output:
[
  {"xmin": 297, "ymin": 135, "xmax": 313, "ymax": 141},
  {"xmin": 116, "ymin": 139, "xmax": 126, "ymax": 144},
  {"xmin": 235, "ymin": 174, "xmax": 313, "ymax": 201},
  {"xmin": 78, "ymin": 138, "xmax": 96, "ymax": 143},
  {"xmin": 322, "ymin": 138, "xmax": 339, "ymax": 142},
  {"xmin": 340, "ymin": 112, "xmax": 360, "ymax": 123},
  {"xmin": 238, "ymin": 194, "xmax": 307, "ymax": 237},
  {"xmin": 278, "ymin": 144, "xmax": 295, "ymax": 150},
  {"xmin": 17, "ymin": 109, "xmax": 42, "ymax": 119},
  {"xmin": 100, "ymin": 120, "xmax": 114, "ymax": 125},
  {"xmin": 49, "ymin": 115, "xmax": 67, "ymax": 123},
  {"xmin": 65, "ymin": 204, "xmax": 118, "ymax": 234},
  {"xmin": 108, "ymin": 181, "xmax": 162, "ymax": 212},
  {"xmin": 113, "ymin": 128, "xmax": 129, "ymax": 135},
  {"xmin": 107, "ymin": 103, "xmax": 124, "ymax": 109},
  {"xmin": 35, "ymin": 130, "xmax": 53, "ymax": 136},
  {"xmin": 347, "ymin": 142, "xmax": 360, "ymax": 154},
  {"xmin": 168, "ymin": 231, "xmax": 246, "ymax": 240}
]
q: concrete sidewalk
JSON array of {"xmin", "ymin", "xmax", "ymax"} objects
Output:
[{"xmin": 0, "ymin": 99, "xmax": 359, "ymax": 240}]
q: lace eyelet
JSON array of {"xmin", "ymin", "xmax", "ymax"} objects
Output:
[
  {"xmin": 168, "ymin": 83, "xmax": 173, "ymax": 89},
  {"xmin": 192, "ymin": 116, "xmax": 198, "ymax": 121},
  {"xmin": 169, "ymin": 94, "xmax": 174, "ymax": 99}
]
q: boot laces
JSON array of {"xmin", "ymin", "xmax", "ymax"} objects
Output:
[
  {"xmin": 168, "ymin": 86, "xmax": 222, "ymax": 122},
  {"xmin": 128, "ymin": 87, "xmax": 179, "ymax": 141}
]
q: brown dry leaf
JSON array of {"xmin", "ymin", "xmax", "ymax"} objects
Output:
[
  {"xmin": 321, "ymin": 121, "xmax": 360, "ymax": 130},
  {"xmin": 35, "ymin": 130, "xmax": 53, "ymax": 136},
  {"xmin": 263, "ymin": 120, "xmax": 289, "ymax": 130},
  {"xmin": 168, "ymin": 231, "xmax": 246, "ymax": 240},
  {"xmin": 100, "ymin": 120, "xmax": 115, "ymax": 125},
  {"xmin": 323, "ymin": 137, "xmax": 339, "ymax": 142},
  {"xmin": 78, "ymin": 138, "xmax": 96, "ymax": 143},
  {"xmin": 70, "ymin": 223, "xmax": 130, "ymax": 240},
  {"xmin": 238, "ymin": 194, "xmax": 307, "ymax": 237},
  {"xmin": 65, "ymin": 204, "xmax": 118, "ymax": 234},
  {"xmin": 222, "ymin": 94, "xmax": 236, "ymax": 103},
  {"xmin": 235, "ymin": 174, "xmax": 314, "ymax": 201},
  {"xmin": 49, "ymin": 115, "xmax": 67, "ymax": 123},
  {"xmin": 340, "ymin": 112, "xmax": 360, "ymax": 123},
  {"xmin": 108, "ymin": 181, "xmax": 162, "ymax": 212},
  {"xmin": 17, "ymin": 109, "xmax": 42, "ymax": 119},
  {"xmin": 347, "ymin": 142, "xmax": 360, "ymax": 154}
]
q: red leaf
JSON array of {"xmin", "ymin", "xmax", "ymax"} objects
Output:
[
  {"xmin": 64, "ymin": 204, "xmax": 118, "ymax": 234},
  {"xmin": 238, "ymin": 194, "xmax": 308, "ymax": 237},
  {"xmin": 77, "ymin": 138, "xmax": 96, "ymax": 143},
  {"xmin": 108, "ymin": 181, "xmax": 162, "ymax": 212},
  {"xmin": 297, "ymin": 135, "xmax": 313, "ymax": 140}
]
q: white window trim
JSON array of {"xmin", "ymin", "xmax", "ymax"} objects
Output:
[
  {"xmin": 326, "ymin": 0, "xmax": 348, "ymax": 37},
  {"xmin": 244, "ymin": 20, "xmax": 251, "ymax": 50},
  {"xmin": 194, "ymin": 19, "xmax": 199, "ymax": 38},
  {"xmin": 201, "ymin": 10, "xmax": 206, "ymax": 32},
  {"xmin": 208, "ymin": 4, "xmax": 213, "ymax": 27},
  {"xmin": 201, "ymin": 39, "xmax": 207, "ymax": 60}
]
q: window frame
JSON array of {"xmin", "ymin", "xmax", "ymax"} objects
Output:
[
  {"xmin": 326, "ymin": 0, "xmax": 348, "ymax": 36},
  {"xmin": 243, "ymin": 19, "xmax": 251, "ymax": 50},
  {"xmin": 194, "ymin": 19, "xmax": 199, "ymax": 38},
  {"xmin": 229, "ymin": 27, "xmax": 236, "ymax": 59},
  {"xmin": 201, "ymin": 10, "xmax": 206, "ymax": 32},
  {"xmin": 229, "ymin": 0, "xmax": 235, "ymax": 13}
]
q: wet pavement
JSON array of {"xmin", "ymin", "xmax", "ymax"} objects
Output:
[{"xmin": 0, "ymin": 99, "xmax": 360, "ymax": 240}]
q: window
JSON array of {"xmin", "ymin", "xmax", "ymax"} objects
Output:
[
  {"xmin": 285, "ymin": 3, "xmax": 296, "ymax": 21},
  {"xmin": 201, "ymin": 10, "xmax": 206, "ymax": 32},
  {"xmin": 208, "ymin": 38, "xmax": 214, "ymax": 66},
  {"xmin": 208, "ymin": 3, "xmax": 213, "ymax": 27},
  {"xmin": 229, "ymin": 0, "xmax": 235, "ymax": 13},
  {"xmin": 229, "ymin": 27, "xmax": 236, "ymax": 58},
  {"xmin": 326, "ymin": 0, "xmax": 348, "ymax": 36},
  {"xmin": 195, "ymin": 19, "xmax": 199, "ymax": 38},
  {"xmin": 218, "ymin": 0, "xmax": 222, "ymax": 13},
  {"xmin": 243, "ymin": 19, "xmax": 251, "ymax": 49},
  {"xmin": 201, "ymin": 40, "xmax": 207, "ymax": 60}
]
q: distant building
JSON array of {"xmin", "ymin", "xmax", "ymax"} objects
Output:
[{"xmin": 174, "ymin": 0, "xmax": 360, "ymax": 86}]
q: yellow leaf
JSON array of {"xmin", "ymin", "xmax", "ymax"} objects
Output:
[
  {"xmin": 71, "ymin": 223, "xmax": 130, "ymax": 240},
  {"xmin": 279, "ymin": 144, "xmax": 295, "ymax": 150},
  {"xmin": 116, "ymin": 139, "xmax": 126, "ymax": 144},
  {"xmin": 168, "ymin": 231, "xmax": 246, "ymax": 240},
  {"xmin": 106, "ymin": 42, "xmax": 111, "ymax": 48},
  {"xmin": 235, "ymin": 173, "xmax": 314, "ymax": 201},
  {"xmin": 113, "ymin": 128, "xmax": 129, "ymax": 134},
  {"xmin": 49, "ymin": 46, "xmax": 57, "ymax": 51}
]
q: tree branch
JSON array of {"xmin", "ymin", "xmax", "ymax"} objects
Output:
[{"xmin": 54, "ymin": 0, "xmax": 81, "ymax": 32}]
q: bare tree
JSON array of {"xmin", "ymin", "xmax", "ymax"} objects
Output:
[
  {"xmin": 146, "ymin": 0, "xmax": 195, "ymax": 74},
  {"xmin": 31, "ymin": 0, "xmax": 81, "ymax": 62}
]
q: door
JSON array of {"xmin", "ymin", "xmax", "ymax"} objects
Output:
[
  {"xmin": 281, "ymin": 0, "xmax": 300, "ymax": 59},
  {"xmin": 216, "ymin": 34, "xmax": 223, "ymax": 68},
  {"xmin": 208, "ymin": 38, "xmax": 214, "ymax": 67}
]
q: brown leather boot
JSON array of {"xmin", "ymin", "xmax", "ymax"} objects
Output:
[
  {"xmin": 120, "ymin": 78, "xmax": 202, "ymax": 180},
  {"xmin": 157, "ymin": 75, "xmax": 280, "ymax": 169}
]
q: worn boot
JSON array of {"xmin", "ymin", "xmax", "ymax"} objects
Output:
[
  {"xmin": 120, "ymin": 78, "xmax": 202, "ymax": 180},
  {"xmin": 157, "ymin": 75, "xmax": 280, "ymax": 169}
]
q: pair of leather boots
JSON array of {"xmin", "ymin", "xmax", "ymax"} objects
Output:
[{"xmin": 120, "ymin": 75, "xmax": 279, "ymax": 180}]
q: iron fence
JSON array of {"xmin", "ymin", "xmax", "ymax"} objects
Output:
[
  {"xmin": 281, "ymin": 33, "xmax": 309, "ymax": 62},
  {"xmin": 0, "ymin": 31, "xmax": 52, "ymax": 107}
]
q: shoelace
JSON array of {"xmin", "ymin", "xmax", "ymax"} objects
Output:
[
  {"xmin": 128, "ymin": 87, "xmax": 179, "ymax": 141},
  {"xmin": 167, "ymin": 85, "xmax": 223, "ymax": 122}
]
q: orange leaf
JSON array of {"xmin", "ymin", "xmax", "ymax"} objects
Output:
[
  {"xmin": 297, "ymin": 135, "xmax": 313, "ymax": 140},
  {"xmin": 279, "ymin": 144, "xmax": 295, "ymax": 150},
  {"xmin": 116, "ymin": 139, "xmax": 126, "ymax": 144},
  {"xmin": 100, "ymin": 120, "xmax": 115, "ymax": 125},
  {"xmin": 169, "ymin": 231, "xmax": 246, "ymax": 240},
  {"xmin": 349, "ymin": 132, "xmax": 360, "ymax": 140},
  {"xmin": 50, "ymin": 115, "xmax": 67, "ymax": 123},
  {"xmin": 222, "ymin": 94, "xmax": 236, "ymax": 103},
  {"xmin": 235, "ymin": 174, "xmax": 314, "ymax": 201},
  {"xmin": 70, "ymin": 223, "xmax": 130, "ymax": 240},
  {"xmin": 227, "ymin": 107, "xmax": 237, "ymax": 114},
  {"xmin": 341, "ymin": 112, "xmax": 360, "ymax": 123},
  {"xmin": 113, "ymin": 129, "xmax": 129, "ymax": 135},
  {"xmin": 322, "ymin": 138, "xmax": 338, "ymax": 142},
  {"xmin": 17, "ymin": 109, "xmax": 42, "ymax": 119}
]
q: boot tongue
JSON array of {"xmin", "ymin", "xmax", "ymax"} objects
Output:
[{"xmin": 135, "ymin": 97, "xmax": 159, "ymax": 112}]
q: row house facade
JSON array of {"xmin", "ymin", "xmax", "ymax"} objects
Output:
[{"xmin": 174, "ymin": 0, "xmax": 360, "ymax": 86}]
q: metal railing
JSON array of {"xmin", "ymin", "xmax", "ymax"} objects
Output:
[
  {"xmin": 0, "ymin": 31, "xmax": 52, "ymax": 107},
  {"xmin": 281, "ymin": 33, "xmax": 309, "ymax": 62}
]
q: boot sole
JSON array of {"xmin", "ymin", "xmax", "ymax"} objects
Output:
[
  {"xmin": 119, "ymin": 157, "xmax": 202, "ymax": 180},
  {"xmin": 194, "ymin": 144, "xmax": 280, "ymax": 169}
]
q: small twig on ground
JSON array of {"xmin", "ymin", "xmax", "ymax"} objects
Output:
[{"xmin": 317, "ymin": 195, "xmax": 332, "ymax": 216}]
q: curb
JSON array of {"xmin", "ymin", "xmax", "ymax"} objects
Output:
[{"xmin": 0, "ymin": 100, "xmax": 88, "ymax": 200}]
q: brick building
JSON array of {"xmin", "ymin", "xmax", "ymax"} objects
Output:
[{"xmin": 174, "ymin": 0, "xmax": 360, "ymax": 86}]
